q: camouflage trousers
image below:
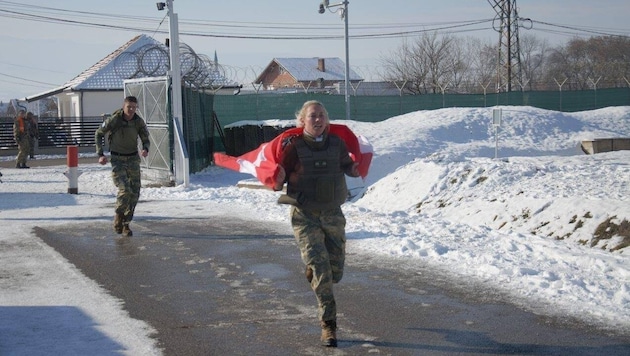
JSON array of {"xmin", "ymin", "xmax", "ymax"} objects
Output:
[
  {"xmin": 110, "ymin": 155, "xmax": 141, "ymax": 222},
  {"xmin": 28, "ymin": 135, "xmax": 36, "ymax": 157},
  {"xmin": 290, "ymin": 206, "xmax": 346, "ymax": 322},
  {"xmin": 15, "ymin": 136, "xmax": 30, "ymax": 167}
]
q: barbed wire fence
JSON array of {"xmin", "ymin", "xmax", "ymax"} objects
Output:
[
  {"xmin": 109, "ymin": 42, "xmax": 630, "ymax": 97},
  {"xmin": 112, "ymin": 44, "xmax": 384, "ymax": 93},
  {"xmin": 112, "ymin": 41, "xmax": 244, "ymax": 90}
]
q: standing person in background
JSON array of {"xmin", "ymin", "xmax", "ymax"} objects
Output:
[
  {"xmin": 274, "ymin": 100, "xmax": 360, "ymax": 347},
  {"xmin": 95, "ymin": 96, "xmax": 150, "ymax": 237},
  {"xmin": 26, "ymin": 112, "xmax": 38, "ymax": 159},
  {"xmin": 13, "ymin": 110, "xmax": 30, "ymax": 169}
]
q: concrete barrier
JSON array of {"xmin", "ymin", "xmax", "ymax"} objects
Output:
[{"xmin": 581, "ymin": 138, "xmax": 630, "ymax": 154}]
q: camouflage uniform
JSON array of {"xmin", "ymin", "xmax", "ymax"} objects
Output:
[
  {"xmin": 290, "ymin": 205, "xmax": 346, "ymax": 321},
  {"xmin": 13, "ymin": 111, "xmax": 30, "ymax": 168},
  {"xmin": 95, "ymin": 108, "xmax": 150, "ymax": 226},
  {"xmin": 26, "ymin": 113, "xmax": 38, "ymax": 158},
  {"xmin": 278, "ymin": 130, "xmax": 358, "ymax": 325},
  {"xmin": 111, "ymin": 154, "xmax": 142, "ymax": 221}
]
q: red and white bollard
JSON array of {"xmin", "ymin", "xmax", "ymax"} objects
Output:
[{"xmin": 64, "ymin": 145, "xmax": 82, "ymax": 194}]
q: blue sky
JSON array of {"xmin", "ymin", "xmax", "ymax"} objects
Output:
[{"xmin": 1, "ymin": 0, "xmax": 628, "ymax": 101}]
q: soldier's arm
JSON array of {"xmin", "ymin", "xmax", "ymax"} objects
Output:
[
  {"xmin": 339, "ymin": 140, "xmax": 360, "ymax": 177},
  {"xmin": 138, "ymin": 119, "xmax": 150, "ymax": 153},
  {"xmin": 95, "ymin": 119, "xmax": 113, "ymax": 156}
]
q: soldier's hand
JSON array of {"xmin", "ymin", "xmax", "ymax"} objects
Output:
[
  {"xmin": 350, "ymin": 162, "xmax": 360, "ymax": 177},
  {"xmin": 274, "ymin": 165, "xmax": 286, "ymax": 191},
  {"xmin": 98, "ymin": 155, "xmax": 108, "ymax": 165},
  {"xmin": 140, "ymin": 149, "xmax": 148, "ymax": 157}
]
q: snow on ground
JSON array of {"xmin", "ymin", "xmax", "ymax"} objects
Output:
[{"xmin": 0, "ymin": 105, "xmax": 628, "ymax": 354}]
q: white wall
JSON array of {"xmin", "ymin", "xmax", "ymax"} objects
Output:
[
  {"xmin": 56, "ymin": 94, "xmax": 72, "ymax": 118},
  {"xmin": 81, "ymin": 91, "xmax": 124, "ymax": 117},
  {"xmin": 54, "ymin": 90, "xmax": 124, "ymax": 119}
]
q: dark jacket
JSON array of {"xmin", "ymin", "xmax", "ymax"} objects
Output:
[{"xmin": 279, "ymin": 129, "xmax": 357, "ymax": 211}]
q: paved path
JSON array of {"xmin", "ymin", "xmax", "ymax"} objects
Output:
[{"xmin": 35, "ymin": 216, "xmax": 630, "ymax": 356}]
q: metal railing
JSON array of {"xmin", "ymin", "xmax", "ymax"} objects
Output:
[{"xmin": 0, "ymin": 116, "xmax": 103, "ymax": 150}]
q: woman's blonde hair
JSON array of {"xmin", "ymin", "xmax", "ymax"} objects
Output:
[{"xmin": 295, "ymin": 100, "xmax": 329, "ymax": 127}]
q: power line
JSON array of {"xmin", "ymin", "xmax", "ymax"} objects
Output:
[
  {"xmin": 1, "ymin": 0, "xmax": 628, "ymax": 41},
  {"xmin": 3, "ymin": 0, "xmax": 628, "ymax": 42},
  {"xmin": 530, "ymin": 19, "xmax": 630, "ymax": 38},
  {"xmin": 0, "ymin": 8, "xmax": 158, "ymax": 33},
  {"xmin": 0, "ymin": 1, "xmax": 494, "ymax": 40},
  {"xmin": 0, "ymin": 60, "xmax": 67, "ymax": 74},
  {"xmin": 0, "ymin": 71, "xmax": 59, "ymax": 86},
  {"xmin": 0, "ymin": 0, "xmax": 488, "ymax": 32},
  {"xmin": 0, "ymin": 7, "xmax": 494, "ymax": 40}
]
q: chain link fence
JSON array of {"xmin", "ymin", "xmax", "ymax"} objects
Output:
[
  {"xmin": 212, "ymin": 87, "xmax": 630, "ymax": 127},
  {"xmin": 2, "ymin": 87, "xmax": 629, "ymax": 152}
]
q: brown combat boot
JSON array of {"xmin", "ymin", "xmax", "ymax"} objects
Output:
[
  {"xmin": 320, "ymin": 320, "xmax": 337, "ymax": 347},
  {"xmin": 122, "ymin": 222, "xmax": 133, "ymax": 237},
  {"xmin": 113, "ymin": 213, "xmax": 124, "ymax": 234},
  {"xmin": 305, "ymin": 266, "xmax": 313, "ymax": 283}
]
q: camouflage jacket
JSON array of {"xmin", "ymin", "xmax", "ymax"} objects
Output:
[{"xmin": 95, "ymin": 109, "xmax": 150, "ymax": 156}]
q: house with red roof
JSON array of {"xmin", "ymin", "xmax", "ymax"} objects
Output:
[{"xmin": 254, "ymin": 57, "xmax": 363, "ymax": 93}]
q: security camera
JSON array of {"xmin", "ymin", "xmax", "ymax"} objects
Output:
[
  {"xmin": 156, "ymin": 2, "xmax": 166, "ymax": 11},
  {"xmin": 318, "ymin": 4, "xmax": 325, "ymax": 14}
]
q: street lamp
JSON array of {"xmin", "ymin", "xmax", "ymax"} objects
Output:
[{"xmin": 318, "ymin": 0, "xmax": 350, "ymax": 121}]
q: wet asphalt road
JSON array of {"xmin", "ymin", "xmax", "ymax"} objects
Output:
[{"xmin": 33, "ymin": 215, "xmax": 630, "ymax": 356}]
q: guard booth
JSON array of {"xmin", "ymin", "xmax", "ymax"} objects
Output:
[{"xmin": 124, "ymin": 77, "xmax": 215, "ymax": 186}]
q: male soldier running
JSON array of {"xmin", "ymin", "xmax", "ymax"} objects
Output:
[{"xmin": 95, "ymin": 96, "xmax": 150, "ymax": 237}]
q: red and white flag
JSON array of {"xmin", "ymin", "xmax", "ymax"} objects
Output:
[{"xmin": 213, "ymin": 124, "xmax": 373, "ymax": 189}]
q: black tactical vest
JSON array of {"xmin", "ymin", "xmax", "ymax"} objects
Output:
[{"xmin": 288, "ymin": 135, "xmax": 348, "ymax": 211}]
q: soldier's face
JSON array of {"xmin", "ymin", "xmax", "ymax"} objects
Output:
[
  {"xmin": 303, "ymin": 104, "xmax": 327, "ymax": 137},
  {"xmin": 123, "ymin": 102, "xmax": 138, "ymax": 120}
]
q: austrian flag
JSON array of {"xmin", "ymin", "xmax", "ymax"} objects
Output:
[{"xmin": 213, "ymin": 124, "xmax": 373, "ymax": 190}]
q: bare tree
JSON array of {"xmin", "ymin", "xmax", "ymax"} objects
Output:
[
  {"xmin": 543, "ymin": 36, "xmax": 630, "ymax": 90},
  {"xmin": 519, "ymin": 34, "xmax": 549, "ymax": 90},
  {"xmin": 591, "ymin": 36, "xmax": 630, "ymax": 87},
  {"xmin": 380, "ymin": 32, "xmax": 457, "ymax": 94},
  {"xmin": 444, "ymin": 37, "xmax": 472, "ymax": 93},
  {"xmin": 545, "ymin": 46, "xmax": 571, "ymax": 89},
  {"xmin": 465, "ymin": 37, "xmax": 499, "ymax": 93},
  {"xmin": 381, "ymin": 30, "xmax": 629, "ymax": 94},
  {"xmin": 379, "ymin": 38, "xmax": 429, "ymax": 94},
  {"xmin": 419, "ymin": 32, "xmax": 455, "ymax": 93}
]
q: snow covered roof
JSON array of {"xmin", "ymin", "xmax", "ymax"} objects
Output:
[
  {"xmin": 68, "ymin": 35, "xmax": 158, "ymax": 90},
  {"xmin": 256, "ymin": 57, "xmax": 363, "ymax": 83},
  {"xmin": 26, "ymin": 35, "xmax": 237, "ymax": 102}
]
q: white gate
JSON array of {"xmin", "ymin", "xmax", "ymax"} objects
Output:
[{"xmin": 124, "ymin": 77, "xmax": 173, "ymax": 184}]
